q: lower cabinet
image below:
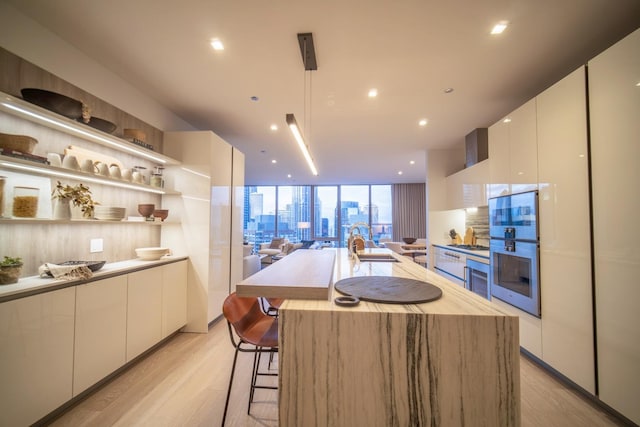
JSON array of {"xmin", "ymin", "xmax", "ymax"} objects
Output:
[
  {"xmin": 0, "ymin": 287, "xmax": 75, "ymax": 426},
  {"xmin": 127, "ymin": 268, "xmax": 163, "ymax": 362},
  {"xmin": 0, "ymin": 259, "xmax": 188, "ymax": 425},
  {"xmin": 74, "ymin": 276, "xmax": 128, "ymax": 396},
  {"xmin": 433, "ymin": 246, "xmax": 466, "ymax": 287}
]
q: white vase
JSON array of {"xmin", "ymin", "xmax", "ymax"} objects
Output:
[{"xmin": 53, "ymin": 198, "xmax": 72, "ymax": 220}]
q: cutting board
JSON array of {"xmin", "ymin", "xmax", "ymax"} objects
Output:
[{"xmin": 334, "ymin": 276, "xmax": 442, "ymax": 304}]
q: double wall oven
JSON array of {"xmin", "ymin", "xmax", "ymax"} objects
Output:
[{"xmin": 489, "ymin": 190, "xmax": 541, "ymax": 317}]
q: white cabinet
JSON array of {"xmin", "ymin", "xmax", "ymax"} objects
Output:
[
  {"xmin": 537, "ymin": 66, "xmax": 594, "ymax": 393},
  {"xmin": 0, "ymin": 287, "xmax": 75, "ymax": 426},
  {"xmin": 589, "ymin": 28, "xmax": 640, "ymax": 425},
  {"xmin": 162, "ymin": 260, "xmax": 188, "ymax": 338},
  {"xmin": 445, "ymin": 160, "xmax": 489, "ymax": 209},
  {"xmin": 488, "ymin": 99, "xmax": 538, "ymax": 197},
  {"xmin": 163, "ymin": 131, "xmax": 244, "ymax": 332},
  {"xmin": 127, "ymin": 268, "xmax": 163, "ymax": 361},
  {"xmin": 73, "ymin": 275, "xmax": 127, "ymax": 396}
]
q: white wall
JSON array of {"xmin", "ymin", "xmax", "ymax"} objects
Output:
[{"xmin": 0, "ymin": 2, "xmax": 195, "ymax": 133}]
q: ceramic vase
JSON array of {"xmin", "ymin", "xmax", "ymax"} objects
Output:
[{"xmin": 53, "ymin": 198, "xmax": 72, "ymax": 220}]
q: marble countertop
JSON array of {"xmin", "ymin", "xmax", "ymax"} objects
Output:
[
  {"xmin": 280, "ymin": 248, "xmax": 509, "ymax": 317},
  {"xmin": 0, "ymin": 256, "xmax": 188, "ymax": 303}
]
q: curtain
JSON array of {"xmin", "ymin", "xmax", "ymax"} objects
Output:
[{"xmin": 392, "ymin": 183, "xmax": 426, "ymax": 240}]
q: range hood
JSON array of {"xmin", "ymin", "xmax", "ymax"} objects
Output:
[{"xmin": 465, "ymin": 128, "xmax": 488, "ymax": 168}]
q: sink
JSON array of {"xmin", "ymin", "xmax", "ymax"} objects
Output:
[{"xmin": 356, "ymin": 253, "xmax": 399, "ymax": 262}]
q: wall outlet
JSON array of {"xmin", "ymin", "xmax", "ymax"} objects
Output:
[{"xmin": 90, "ymin": 238, "xmax": 104, "ymax": 253}]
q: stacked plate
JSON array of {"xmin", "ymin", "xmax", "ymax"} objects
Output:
[{"xmin": 94, "ymin": 206, "xmax": 126, "ymax": 221}]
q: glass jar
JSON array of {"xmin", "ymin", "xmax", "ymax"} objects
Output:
[{"xmin": 12, "ymin": 186, "xmax": 39, "ymax": 218}]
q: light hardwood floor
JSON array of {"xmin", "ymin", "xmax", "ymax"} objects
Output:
[{"xmin": 47, "ymin": 319, "xmax": 625, "ymax": 427}]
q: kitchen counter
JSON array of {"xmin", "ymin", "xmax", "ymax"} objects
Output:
[
  {"xmin": 0, "ymin": 256, "xmax": 188, "ymax": 303},
  {"xmin": 257, "ymin": 248, "xmax": 520, "ymax": 426},
  {"xmin": 432, "ymin": 243, "xmax": 490, "ymax": 259}
]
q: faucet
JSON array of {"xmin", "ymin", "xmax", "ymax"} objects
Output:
[{"xmin": 347, "ymin": 222, "xmax": 373, "ymax": 258}]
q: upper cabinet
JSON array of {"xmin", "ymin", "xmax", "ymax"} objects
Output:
[
  {"xmin": 445, "ymin": 160, "xmax": 489, "ymax": 209},
  {"xmin": 488, "ymin": 99, "xmax": 538, "ymax": 198}
]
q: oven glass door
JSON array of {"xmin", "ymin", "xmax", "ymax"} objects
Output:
[
  {"xmin": 466, "ymin": 259, "xmax": 490, "ymax": 300},
  {"xmin": 489, "ymin": 190, "xmax": 538, "ymax": 241},
  {"xmin": 490, "ymin": 240, "xmax": 540, "ymax": 317}
]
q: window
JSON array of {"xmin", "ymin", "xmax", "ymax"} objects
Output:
[
  {"xmin": 371, "ymin": 185, "xmax": 393, "ymax": 244},
  {"xmin": 314, "ymin": 186, "xmax": 338, "ymax": 244}
]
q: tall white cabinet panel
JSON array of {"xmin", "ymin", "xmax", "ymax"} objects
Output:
[
  {"xmin": 127, "ymin": 268, "xmax": 163, "ymax": 361},
  {"xmin": 162, "ymin": 260, "xmax": 188, "ymax": 338},
  {"xmin": 488, "ymin": 118, "xmax": 510, "ymax": 198},
  {"xmin": 509, "ymin": 99, "xmax": 538, "ymax": 194},
  {"xmin": 0, "ymin": 288, "xmax": 75, "ymax": 426},
  {"xmin": 588, "ymin": 28, "xmax": 640, "ymax": 425},
  {"xmin": 230, "ymin": 148, "xmax": 246, "ymax": 294},
  {"xmin": 163, "ymin": 131, "xmax": 243, "ymax": 332},
  {"xmin": 537, "ymin": 66, "xmax": 595, "ymax": 393},
  {"xmin": 73, "ymin": 276, "xmax": 127, "ymax": 396}
]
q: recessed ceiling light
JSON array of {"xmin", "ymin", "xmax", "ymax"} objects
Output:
[
  {"xmin": 444, "ymin": 88, "xmax": 454, "ymax": 93},
  {"xmin": 636, "ymin": 82, "xmax": 640, "ymax": 87},
  {"xmin": 210, "ymin": 38, "xmax": 224, "ymax": 50},
  {"xmin": 398, "ymin": 171, "xmax": 403, "ymax": 175},
  {"xmin": 250, "ymin": 96, "xmax": 259, "ymax": 102},
  {"xmin": 287, "ymin": 174, "xmax": 292, "ymax": 178},
  {"xmin": 272, "ymin": 159, "xmax": 277, "ymax": 164},
  {"xmin": 418, "ymin": 119, "xmax": 428, "ymax": 127},
  {"xmin": 368, "ymin": 88, "xmax": 378, "ymax": 98},
  {"xmin": 503, "ymin": 117, "xmax": 512, "ymax": 123},
  {"xmin": 491, "ymin": 21, "xmax": 508, "ymax": 35},
  {"xmin": 410, "ymin": 160, "xmax": 415, "ymax": 165},
  {"xmin": 270, "ymin": 124, "xmax": 278, "ymax": 131}
]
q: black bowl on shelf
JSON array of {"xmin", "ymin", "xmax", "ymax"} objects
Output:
[
  {"xmin": 45, "ymin": 260, "xmax": 106, "ymax": 277},
  {"xmin": 402, "ymin": 237, "xmax": 417, "ymax": 244},
  {"xmin": 82, "ymin": 116, "xmax": 117, "ymax": 134},
  {"xmin": 21, "ymin": 88, "xmax": 83, "ymax": 119}
]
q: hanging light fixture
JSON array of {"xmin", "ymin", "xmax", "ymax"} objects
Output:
[{"xmin": 287, "ymin": 33, "xmax": 318, "ymax": 176}]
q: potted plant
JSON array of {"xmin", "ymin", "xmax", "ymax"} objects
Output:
[
  {"xmin": 52, "ymin": 181, "xmax": 99, "ymax": 219},
  {"xmin": 0, "ymin": 256, "xmax": 23, "ymax": 285}
]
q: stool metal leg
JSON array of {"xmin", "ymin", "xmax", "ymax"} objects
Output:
[{"xmin": 221, "ymin": 345, "xmax": 240, "ymax": 427}]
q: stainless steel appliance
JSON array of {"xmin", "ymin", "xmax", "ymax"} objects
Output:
[
  {"xmin": 488, "ymin": 190, "xmax": 540, "ymax": 317},
  {"xmin": 465, "ymin": 259, "xmax": 490, "ymax": 300}
]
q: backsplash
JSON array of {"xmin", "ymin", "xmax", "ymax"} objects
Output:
[{"xmin": 466, "ymin": 206, "xmax": 489, "ymax": 244}]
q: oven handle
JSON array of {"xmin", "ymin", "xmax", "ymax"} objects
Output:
[
  {"xmin": 463, "ymin": 265, "xmax": 469, "ymax": 289},
  {"xmin": 444, "ymin": 251, "xmax": 461, "ymax": 259}
]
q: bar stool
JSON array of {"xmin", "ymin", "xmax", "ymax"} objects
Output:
[{"xmin": 221, "ymin": 293, "xmax": 278, "ymax": 426}]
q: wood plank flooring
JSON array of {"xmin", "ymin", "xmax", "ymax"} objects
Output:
[{"xmin": 46, "ymin": 319, "xmax": 626, "ymax": 427}]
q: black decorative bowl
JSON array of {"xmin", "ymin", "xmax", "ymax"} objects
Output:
[
  {"xmin": 21, "ymin": 88, "xmax": 83, "ymax": 119},
  {"xmin": 83, "ymin": 116, "xmax": 117, "ymax": 134},
  {"xmin": 402, "ymin": 237, "xmax": 417, "ymax": 244},
  {"xmin": 45, "ymin": 260, "xmax": 106, "ymax": 277}
]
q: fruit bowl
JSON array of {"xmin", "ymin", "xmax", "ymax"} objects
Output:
[{"xmin": 402, "ymin": 237, "xmax": 417, "ymax": 244}]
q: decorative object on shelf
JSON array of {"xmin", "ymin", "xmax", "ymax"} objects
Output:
[
  {"xmin": 84, "ymin": 116, "xmax": 117, "ymax": 134},
  {"xmin": 402, "ymin": 237, "xmax": 417, "ymax": 244},
  {"xmin": 0, "ymin": 176, "xmax": 5, "ymax": 217},
  {"xmin": 0, "ymin": 256, "xmax": 23, "ymax": 285},
  {"xmin": 38, "ymin": 262, "xmax": 93, "ymax": 280},
  {"xmin": 135, "ymin": 247, "xmax": 170, "ymax": 261},
  {"xmin": 13, "ymin": 186, "xmax": 39, "ymax": 218},
  {"xmin": 93, "ymin": 206, "xmax": 126, "ymax": 221},
  {"xmin": 52, "ymin": 196, "xmax": 72, "ymax": 220},
  {"xmin": 150, "ymin": 166, "xmax": 164, "ymax": 188},
  {"xmin": 0, "ymin": 132, "xmax": 38, "ymax": 154},
  {"xmin": 51, "ymin": 181, "xmax": 98, "ymax": 218},
  {"xmin": 123, "ymin": 128, "xmax": 154, "ymax": 151},
  {"xmin": 61, "ymin": 154, "xmax": 80, "ymax": 170},
  {"xmin": 42, "ymin": 260, "xmax": 105, "ymax": 277},
  {"xmin": 137, "ymin": 203, "xmax": 155, "ymax": 220},
  {"xmin": 152, "ymin": 209, "xmax": 169, "ymax": 221},
  {"xmin": 20, "ymin": 88, "xmax": 84, "ymax": 120}
]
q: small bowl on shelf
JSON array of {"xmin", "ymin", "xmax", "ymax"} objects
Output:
[
  {"xmin": 402, "ymin": 237, "xmax": 417, "ymax": 244},
  {"xmin": 152, "ymin": 209, "xmax": 169, "ymax": 221},
  {"xmin": 135, "ymin": 247, "xmax": 170, "ymax": 261},
  {"xmin": 137, "ymin": 204, "xmax": 155, "ymax": 218}
]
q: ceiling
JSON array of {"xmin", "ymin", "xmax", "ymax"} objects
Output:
[{"xmin": 7, "ymin": 0, "xmax": 640, "ymax": 185}]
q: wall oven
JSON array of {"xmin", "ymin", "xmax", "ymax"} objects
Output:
[
  {"xmin": 489, "ymin": 190, "xmax": 541, "ymax": 317},
  {"xmin": 465, "ymin": 259, "xmax": 490, "ymax": 300}
]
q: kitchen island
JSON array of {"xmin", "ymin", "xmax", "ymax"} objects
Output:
[{"xmin": 239, "ymin": 248, "xmax": 520, "ymax": 426}]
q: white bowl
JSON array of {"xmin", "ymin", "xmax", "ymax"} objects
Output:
[{"xmin": 135, "ymin": 247, "xmax": 169, "ymax": 260}]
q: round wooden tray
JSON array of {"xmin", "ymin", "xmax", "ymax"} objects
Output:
[{"xmin": 334, "ymin": 276, "xmax": 442, "ymax": 304}]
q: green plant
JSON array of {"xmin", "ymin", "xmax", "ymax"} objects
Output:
[
  {"xmin": 1, "ymin": 256, "xmax": 22, "ymax": 267},
  {"xmin": 52, "ymin": 181, "xmax": 99, "ymax": 218}
]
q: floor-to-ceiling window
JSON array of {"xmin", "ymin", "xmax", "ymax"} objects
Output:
[{"xmin": 244, "ymin": 184, "xmax": 392, "ymax": 248}]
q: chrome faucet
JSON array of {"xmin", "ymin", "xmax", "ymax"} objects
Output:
[{"xmin": 347, "ymin": 222, "xmax": 373, "ymax": 258}]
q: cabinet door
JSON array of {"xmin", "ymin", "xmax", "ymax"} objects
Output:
[
  {"xmin": 589, "ymin": 29, "xmax": 640, "ymax": 425},
  {"xmin": 509, "ymin": 99, "xmax": 538, "ymax": 194},
  {"xmin": 162, "ymin": 260, "xmax": 188, "ymax": 338},
  {"xmin": 537, "ymin": 66, "xmax": 594, "ymax": 393},
  {"xmin": 0, "ymin": 288, "xmax": 75, "ymax": 426},
  {"xmin": 488, "ymin": 119, "xmax": 510, "ymax": 198},
  {"xmin": 127, "ymin": 268, "xmax": 163, "ymax": 361},
  {"xmin": 74, "ymin": 276, "xmax": 127, "ymax": 396}
]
